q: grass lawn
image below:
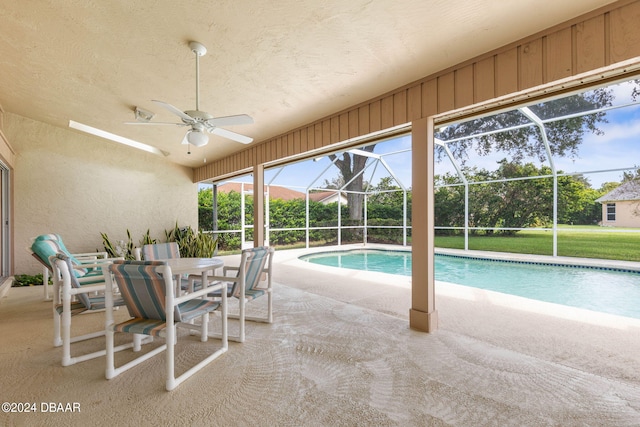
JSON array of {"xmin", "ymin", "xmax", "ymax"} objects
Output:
[{"xmin": 434, "ymin": 225, "xmax": 640, "ymax": 262}]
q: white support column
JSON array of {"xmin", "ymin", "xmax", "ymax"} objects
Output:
[
  {"xmin": 253, "ymin": 164, "xmax": 265, "ymax": 247},
  {"xmin": 363, "ymin": 193, "xmax": 368, "ymax": 245},
  {"xmin": 240, "ymin": 182, "xmax": 245, "ymax": 247}
]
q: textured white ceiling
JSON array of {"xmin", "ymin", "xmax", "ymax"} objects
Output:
[{"xmin": 0, "ymin": 0, "xmax": 617, "ymax": 168}]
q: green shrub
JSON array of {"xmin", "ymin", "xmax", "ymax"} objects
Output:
[{"xmin": 13, "ymin": 274, "xmax": 47, "ymax": 287}]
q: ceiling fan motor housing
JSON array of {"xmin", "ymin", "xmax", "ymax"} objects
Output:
[{"xmin": 184, "ymin": 110, "xmax": 213, "ymax": 123}]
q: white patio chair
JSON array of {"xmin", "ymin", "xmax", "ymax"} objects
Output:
[
  {"xmin": 206, "ymin": 246, "xmax": 274, "ymax": 342},
  {"xmin": 104, "ymin": 260, "xmax": 228, "ymax": 391},
  {"xmin": 30, "ymin": 234, "xmax": 111, "ymax": 300},
  {"xmin": 50, "ymin": 253, "xmax": 145, "ymax": 366}
]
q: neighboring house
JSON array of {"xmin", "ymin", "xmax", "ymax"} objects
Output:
[
  {"xmin": 595, "ymin": 180, "xmax": 640, "ymax": 227},
  {"xmin": 216, "ymin": 183, "xmax": 305, "ymax": 201},
  {"xmin": 308, "ymin": 191, "xmax": 348, "ymax": 205},
  {"xmin": 217, "ymin": 183, "xmax": 348, "ymax": 206}
]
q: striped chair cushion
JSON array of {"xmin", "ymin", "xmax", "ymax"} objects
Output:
[
  {"xmin": 55, "ymin": 300, "xmax": 88, "ymax": 316},
  {"xmin": 231, "ymin": 246, "xmax": 270, "ymax": 299},
  {"xmin": 54, "ymin": 253, "xmax": 91, "ymax": 309},
  {"xmin": 178, "ymin": 299, "xmax": 220, "ymax": 322},
  {"xmin": 141, "ymin": 242, "xmax": 180, "ymax": 260},
  {"xmin": 110, "ymin": 261, "xmax": 170, "ymax": 321},
  {"xmin": 110, "ymin": 300, "xmax": 220, "ymax": 337},
  {"xmin": 244, "ymin": 288, "xmax": 267, "ymax": 301},
  {"xmin": 112, "ymin": 318, "xmax": 167, "ymax": 337},
  {"xmin": 32, "ymin": 237, "xmax": 88, "ymax": 277},
  {"xmin": 110, "ymin": 260, "xmax": 220, "ymax": 334},
  {"xmin": 55, "ymin": 295, "xmax": 126, "ymax": 315},
  {"xmin": 53, "ymin": 253, "xmax": 122, "ymax": 311}
]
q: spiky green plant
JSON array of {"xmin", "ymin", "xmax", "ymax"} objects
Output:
[{"xmin": 166, "ymin": 222, "xmax": 218, "ymax": 258}]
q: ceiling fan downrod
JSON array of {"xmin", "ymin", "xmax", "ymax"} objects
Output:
[{"xmin": 189, "ymin": 41, "xmax": 207, "ymax": 112}]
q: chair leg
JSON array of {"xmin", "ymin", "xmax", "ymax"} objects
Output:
[
  {"xmin": 238, "ymin": 297, "xmax": 245, "ymax": 343},
  {"xmin": 166, "ymin": 324, "xmax": 176, "ymax": 391},
  {"xmin": 43, "ymin": 266, "xmax": 51, "ymax": 301},
  {"xmin": 61, "ymin": 296, "xmax": 72, "ymax": 366},
  {"xmin": 106, "ymin": 330, "xmax": 161, "ymax": 380},
  {"xmin": 133, "ymin": 334, "xmax": 148, "ymax": 352},
  {"xmin": 105, "ymin": 328, "xmax": 116, "ymax": 379},
  {"xmin": 200, "ymin": 312, "xmax": 209, "ymax": 342},
  {"xmin": 221, "ymin": 290, "xmax": 228, "ymax": 345},
  {"xmin": 53, "ymin": 308, "xmax": 62, "ymax": 347}
]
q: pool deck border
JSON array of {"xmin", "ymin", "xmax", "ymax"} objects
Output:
[{"xmin": 296, "ymin": 243, "xmax": 640, "ymax": 273}]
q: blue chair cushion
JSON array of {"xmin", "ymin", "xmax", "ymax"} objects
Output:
[{"xmin": 32, "ymin": 236, "xmax": 87, "ymax": 277}]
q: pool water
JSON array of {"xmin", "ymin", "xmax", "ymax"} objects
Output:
[{"xmin": 300, "ymin": 249, "xmax": 640, "ymax": 319}]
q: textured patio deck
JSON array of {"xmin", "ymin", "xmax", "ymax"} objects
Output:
[{"xmin": 1, "ymin": 244, "xmax": 639, "ymax": 426}]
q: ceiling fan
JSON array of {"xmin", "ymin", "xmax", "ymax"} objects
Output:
[{"xmin": 126, "ymin": 41, "xmax": 253, "ymax": 148}]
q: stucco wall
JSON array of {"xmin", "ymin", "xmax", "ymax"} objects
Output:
[
  {"xmin": 601, "ymin": 201, "xmax": 640, "ymax": 227},
  {"xmin": 5, "ymin": 112, "xmax": 198, "ymax": 275}
]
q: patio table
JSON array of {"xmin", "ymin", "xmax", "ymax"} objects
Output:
[{"xmin": 163, "ymin": 257, "xmax": 224, "ymax": 294}]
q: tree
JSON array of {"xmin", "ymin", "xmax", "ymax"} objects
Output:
[
  {"xmin": 437, "ymin": 88, "xmax": 614, "ymax": 164},
  {"xmin": 622, "ymin": 169, "xmax": 640, "ymax": 183},
  {"xmin": 598, "ymin": 181, "xmax": 620, "ymax": 194},
  {"xmin": 328, "ymin": 145, "xmax": 376, "ymax": 222},
  {"xmin": 434, "ymin": 160, "xmax": 604, "ymax": 235},
  {"xmin": 556, "ymin": 175, "xmax": 601, "ymax": 225},
  {"xmin": 198, "ymin": 187, "xmax": 214, "ymax": 230},
  {"xmin": 321, "ymin": 177, "xmax": 343, "ymax": 189}
]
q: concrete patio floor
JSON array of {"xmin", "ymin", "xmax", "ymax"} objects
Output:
[{"xmin": 1, "ymin": 244, "xmax": 639, "ymax": 426}]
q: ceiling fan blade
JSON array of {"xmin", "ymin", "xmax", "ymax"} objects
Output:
[
  {"xmin": 124, "ymin": 121, "xmax": 187, "ymax": 126},
  {"xmin": 205, "ymin": 114, "xmax": 254, "ymax": 128},
  {"xmin": 152, "ymin": 100, "xmax": 194, "ymax": 123},
  {"xmin": 211, "ymin": 127, "xmax": 253, "ymax": 144}
]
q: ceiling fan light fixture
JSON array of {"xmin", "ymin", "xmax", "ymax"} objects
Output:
[{"xmin": 187, "ymin": 129, "xmax": 209, "ymax": 147}]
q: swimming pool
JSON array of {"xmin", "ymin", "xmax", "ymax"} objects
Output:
[{"xmin": 300, "ymin": 249, "xmax": 640, "ymax": 319}]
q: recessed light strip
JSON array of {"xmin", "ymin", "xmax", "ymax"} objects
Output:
[{"xmin": 68, "ymin": 120, "xmax": 169, "ymax": 157}]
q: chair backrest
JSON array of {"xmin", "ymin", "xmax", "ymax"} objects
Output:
[
  {"xmin": 32, "ymin": 235, "xmax": 87, "ymax": 277},
  {"xmin": 231, "ymin": 246, "xmax": 273, "ymax": 298},
  {"xmin": 51, "ymin": 253, "xmax": 92, "ymax": 309},
  {"xmin": 142, "ymin": 242, "xmax": 180, "ymax": 261},
  {"xmin": 109, "ymin": 260, "xmax": 183, "ymax": 322}
]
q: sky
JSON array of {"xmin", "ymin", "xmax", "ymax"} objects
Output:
[{"xmin": 209, "ymin": 79, "xmax": 640, "ymax": 192}]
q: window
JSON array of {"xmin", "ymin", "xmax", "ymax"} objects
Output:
[{"xmin": 606, "ymin": 203, "xmax": 616, "ymax": 221}]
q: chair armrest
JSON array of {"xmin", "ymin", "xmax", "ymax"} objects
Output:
[
  {"xmin": 77, "ymin": 274, "xmax": 106, "ymax": 284},
  {"xmin": 174, "ymin": 279, "xmax": 230, "ymax": 305},
  {"xmin": 72, "ymin": 261, "xmax": 118, "ymax": 271},
  {"xmin": 69, "ymin": 283, "xmax": 106, "ymax": 296},
  {"xmin": 75, "ymin": 255, "xmax": 122, "ymax": 264},
  {"xmin": 74, "ymin": 260, "xmax": 120, "ymax": 283},
  {"xmin": 223, "ymin": 266, "xmax": 239, "ymax": 274},
  {"xmin": 72, "ymin": 251, "xmax": 108, "ymax": 260}
]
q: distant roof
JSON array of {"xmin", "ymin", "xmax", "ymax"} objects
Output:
[
  {"xmin": 217, "ymin": 183, "xmax": 305, "ymax": 201},
  {"xmin": 595, "ymin": 180, "xmax": 640, "ymax": 203}
]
